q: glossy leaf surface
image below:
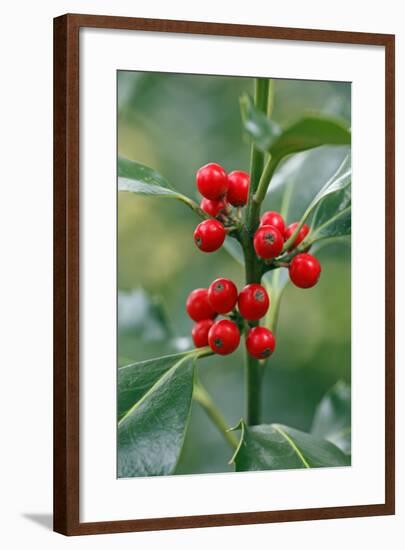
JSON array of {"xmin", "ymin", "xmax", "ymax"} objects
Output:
[
  {"xmin": 118, "ymin": 353, "xmax": 196, "ymax": 477},
  {"xmin": 232, "ymin": 421, "xmax": 350, "ymax": 471},
  {"xmin": 118, "ymin": 157, "xmax": 186, "ymax": 200},
  {"xmin": 118, "ymin": 351, "xmax": 192, "ymax": 420},
  {"xmin": 308, "ymin": 206, "xmax": 351, "ymax": 245},
  {"xmin": 240, "ymin": 94, "xmax": 282, "ymax": 151},
  {"xmin": 270, "ymin": 117, "xmax": 351, "ymax": 160},
  {"xmin": 241, "ymin": 96, "xmax": 351, "ymax": 159},
  {"xmin": 312, "ymin": 381, "xmax": 351, "ymax": 454}
]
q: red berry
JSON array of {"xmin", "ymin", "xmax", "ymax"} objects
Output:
[
  {"xmin": 208, "ymin": 278, "xmax": 238, "ymax": 314},
  {"xmin": 227, "ymin": 170, "xmax": 250, "ymax": 206},
  {"xmin": 284, "ymin": 222, "xmax": 310, "ymax": 248},
  {"xmin": 196, "ymin": 163, "xmax": 228, "ymax": 200},
  {"xmin": 246, "ymin": 326, "xmax": 276, "ymax": 359},
  {"xmin": 194, "ymin": 219, "xmax": 226, "ymax": 252},
  {"xmin": 289, "ymin": 253, "xmax": 321, "ymax": 289},
  {"xmin": 192, "ymin": 319, "xmax": 215, "ymax": 348},
  {"xmin": 253, "ymin": 225, "xmax": 284, "ymax": 259},
  {"xmin": 260, "ymin": 211, "xmax": 285, "ymax": 234},
  {"xmin": 208, "ymin": 320, "xmax": 240, "ymax": 355},
  {"xmin": 238, "ymin": 284, "xmax": 270, "ymax": 321},
  {"xmin": 200, "ymin": 197, "xmax": 228, "ymax": 217},
  {"xmin": 186, "ymin": 288, "xmax": 216, "ymax": 322}
]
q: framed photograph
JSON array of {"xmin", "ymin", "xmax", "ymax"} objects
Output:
[{"xmin": 53, "ymin": 14, "xmax": 395, "ymax": 535}]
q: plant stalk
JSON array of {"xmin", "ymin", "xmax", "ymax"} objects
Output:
[
  {"xmin": 193, "ymin": 382, "xmax": 238, "ymax": 449},
  {"xmin": 245, "ymin": 351, "xmax": 263, "ymax": 425},
  {"xmin": 242, "ymin": 77, "xmax": 271, "ymax": 426},
  {"xmin": 267, "ymin": 79, "xmax": 276, "ymax": 118},
  {"xmin": 245, "ymin": 78, "xmax": 270, "ymax": 234},
  {"xmin": 253, "ymin": 155, "xmax": 280, "ymax": 207}
]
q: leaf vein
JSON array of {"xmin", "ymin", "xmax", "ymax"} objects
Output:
[{"xmin": 273, "ymin": 425, "xmax": 310, "ymax": 468}]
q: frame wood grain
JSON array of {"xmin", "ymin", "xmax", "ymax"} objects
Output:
[{"xmin": 53, "ymin": 13, "xmax": 395, "ymax": 535}]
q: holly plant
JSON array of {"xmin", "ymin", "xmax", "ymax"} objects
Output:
[{"xmin": 118, "ymin": 78, "xmax": 352, "ymax": 477}]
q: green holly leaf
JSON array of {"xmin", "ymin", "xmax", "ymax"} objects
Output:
[
  {"xmin": 240, "ymin": 94, "xmax": 282, "ymax": 151},
  {"xmin": 307, "ymin": 153, "xmax": 351, "ymax": 224},
  {"xmin": 240, "ymin": 96, "xmax": 351, "ymax": 158},
  {"xmin": 300, "ymin": 156, "xmax": 351, "ymax": 247},
  {"xmin": 308, "ymin": 206, "xmax": 351, "ymax": 247},
  {"xmin": 118, "ymin": 356, "xmax": 135, "ymax": 368},
  {"xmin": 118, "ymin": 156, "xmax": 178, "ymax": 195},
  {"xmin": 262, "ymin": 147, "xmax": 350, "ymax": 228},
  {"xmin": 270, "ymin": 117, "xmax": 351, "ymax": 160},
  {"xmin": 118, "ymin": 351, "xmax": 197, "ymax": 477},
  {"xmin": 118, "ymin": 351, "xmax": 192, "ymax": 420},
  {"xmin": 118, "ymin": 158, "xmax": 204, "ymax": 219},
  {"xmin": 312, "ymin": 381, "xmax": 351, "ymax": 454},
  {"xmin": 282, "ymin": 154, "xmax": 351, "ymax": 250},
  {"xmin": 231, "ymin": 421, "xmax": 350, "ymax": 471}
]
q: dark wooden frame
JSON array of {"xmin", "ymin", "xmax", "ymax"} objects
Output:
[{"xmin": 54, "ymin": 13, "xmax": 395, "ymax": 536}]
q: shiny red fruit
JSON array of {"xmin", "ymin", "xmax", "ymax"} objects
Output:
[
  {"xmin": 246, "ymin": 326, "xmax": 276, "ymax": 359},
  {"xmin": 208, "ymin": 320, "xmax": 240, "ymax": 355},
  {"xmin": 194, "ymin": 219, "xmax": 226, "ymax": 252},
  {"xmin": 196, "ymin": 163, "xmax": 228, "ymax": 200},
  {"xmin": 208, "ymin": 278, "xmax": 238, "ymax": 314},
  {"xmin": 253, "ymin": 225, "xmax": 284, "ymax": 259},
  {"xmin": 284, "ymin": 222, "xmax": 310, "ymax": 248},
  {"xmin": 238, "ymin": 284, "xmax": 270, "ymax": 321},
  {"xmin": 260, "ymin": 211, "xmax": 286, "ymax": 234},
  {"xmin": 289, "ymin": 253, "xmax": 322, "ymax": 289},
  {"xmin": 227, "ymin": 170, "xmax": 250, "ymax": 206},
  {"xmin": 186, "ymin": 288, "xmax": 216, "ymax": 322},
  {"xmin": 200, "ymin": 197, "xmax": 228, "ymax": 217},
  {"xmin": 192, "ymin": 319, "xmax": 215, "ymax": 348}
]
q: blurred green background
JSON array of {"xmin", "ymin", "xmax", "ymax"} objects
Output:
[{"xmin": 118, "ymin": 71, "xmax": 351, "ymax": 474}]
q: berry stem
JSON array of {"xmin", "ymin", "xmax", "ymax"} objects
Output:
[
  {"xmin": 264, "ymin": 278, "xmax": 283, "ymax": 333},
  {"xmin": 180, "ymin": 195, "xmax": 210, "ymax": 220},
  {"xmin": 252, "ymin": 155, "xmax": 280, "ymax": 208},
  {"xmin": 282, "ymin": 206, "xmax": 313, "ymax": 252},
  {"xmin": 193, "ymin": 380, "xmax": 238, "ymax": 449},
  {"xmin": 194, "ymin": 346, "xmax": 214, "ymax": 359}
]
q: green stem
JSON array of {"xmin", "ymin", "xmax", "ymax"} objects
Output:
[
  {"xmin": 180, "ymin": 196, "xmax": 209, "ymax": 220},
  {"xmin": 245, "ymin": 351, "xmax": 263, "ymax": 425},
  {"xmin": 245, "ymin": 78, "xmax": 270, "ymax": 234},
  {"xmin": 242, "ymin": 77, "xmax": 271, "ymax": 426},
  {"xmin": 282, "ymin": 204, "xmax": 312, "ymax": 252},
  {"xmin": 264, "ymin": 278, "xmax": 283, "ymax": 332},
  {"xmin": 267, "ymin": 79, "xmax": 276, "ymax": 118},
  {"xmin": 253, "ymin": 155, "xmax": 280, "ymax": 207},
  {"xmin": 193, "ymin": 381, "xmax": 238, "ymax": 449},
  {"xmin": 241, "ymin": 228, "xmax": 260, "ymax": 283},
  {"xmin": 194, "ymin": 346, "xmax": 214, "ymax": 359}
]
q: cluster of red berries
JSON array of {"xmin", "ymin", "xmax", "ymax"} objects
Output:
[
  {"xmin": 192, "ymin": 162, "xmax": 322, "ymax": 289},
  {"xmin": 187, "ymin": 280, "xmax": 275, "ymax": 359},
  {"xmin": 187, "ymin": 162, "xmax": 323, "ymax": 358},
  {"xmin": 255, "ymin": 211, "xmax": 322, "ymax": 289},
  {"xmin": 194, "ymin": 162, "xmax": 249, "ymax": 252}
]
